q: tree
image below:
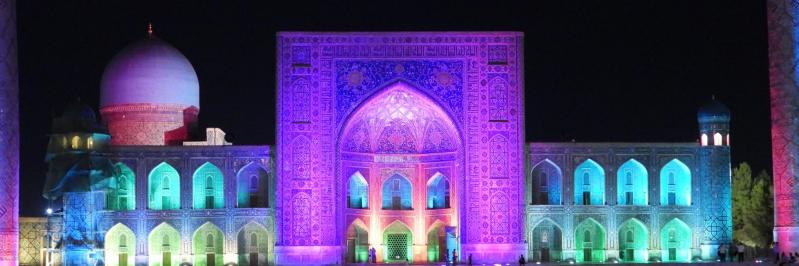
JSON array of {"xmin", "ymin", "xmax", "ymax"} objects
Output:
[
  {"xmin": 731, "ymin": 162, "xmax": 774, "ymax": 248},
  {"xmin": 732, "ymin": 163, "xmax": 752, "ymax": 234}
]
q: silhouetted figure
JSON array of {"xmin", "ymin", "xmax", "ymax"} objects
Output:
[
  {"xmin": 719, "ymin": 244, "xmax": 727, "ymax": 262},
  {"xmin": 519, "ymin": 254, "xmax": 526, "ymax": 265},
  {"xmin": 468, "ymin": 254, "xmax": 473, "ymax": 265},
  {"xmin": 737, "ymin": 243, "xmax": 745, "ymax": 262},
  {"xmin": 452, "ymin": 249, "xmax": 458, "ymax": 265}
]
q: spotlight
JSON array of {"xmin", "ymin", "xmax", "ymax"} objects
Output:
[{"xmin": 46, "ymin": 208, "xmax": 53, "ymax": 215}]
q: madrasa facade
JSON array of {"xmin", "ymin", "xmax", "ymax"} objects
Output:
[{"xmin": 23, "ymin": 31, "xmax": 733, "ymax": 266}]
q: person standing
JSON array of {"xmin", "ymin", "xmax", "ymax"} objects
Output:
[
  {"xmin": 718, "ymin": 244, "xmax": 727, "ymax": 262},
  {"xmin": 737, "ymin": 243, "xmax": 745, "ymax": 262},
  {"xmin": 452, "ymin": 249, "xmax": 458, "ymax": 265}
]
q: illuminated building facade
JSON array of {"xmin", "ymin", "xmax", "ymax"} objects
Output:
[{"xmin": 31, "ymin": 31, "xmax": 733, "ymax": 265}]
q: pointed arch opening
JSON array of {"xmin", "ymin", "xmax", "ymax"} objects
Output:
[
  {"xmin": 148, "ymin": 223, "xmax": 180, "ymax": 266},
  {"xmin": 193, "ymin": 162, "xmax": 224, "ymax": 209},
  {"xmin": 660, "ymin": 218, "xmax": 691, "ymax": 262},
  {"xmin": 616, "ymin": 159, "xmax": 648, "ymax": 206},
  {"xmin": 574, "ymin": 159, "xmax": 605, "ymax": 205},
  {"xmin": 426, "ymin": 221, "xmax": 454, "ymax": 262},
  {"xmin": 347, "ymin": 172, "xmax": 369, "ymax": 209},
  {"xmin": 530, "ymin": 159, "xmax": 562, "ymax": 205},
  {"xmin": 193, "ymin": 222, "xmax": 224, "ymax": 266},
  {"xmin": 574, "ymin": 218, "xmax": 606, "ymax": 263},
  {"xmin": 236, "ymin": 162, "xmax": 269, "ymax": 208},
  {"xmin": 148, "ymin": 162, "xmax": 180, "ymax": 210},
  {"xmin": 105, "ymin": 223, "xmax": 135, "ymax": 266},
  {"xmin": 346, "ymin": 219, "xmax": 370, "ymax": 263},
  {"xmin": 383, "ymin": 221, "xmax": 413, "ymax": 263},
  {"xmin": 236, "ymin": 222, "xmax": 270, "ymax": 266},
  {"xmin": 426, "ymin": 172, "xmax": 450, "ymax": 209},
  {"xmin": 618, "ymin": 218, "xmax": 649, "ymax": 262},
  {"xmin": 108, "ymin": 163, "xmax": 136, "ymax": 211},
  {"xmin": 660, "ymin": 159, "xmax": 691, "ymax": 206},
  {"xmin": 529, "ymin": 219, "xmax": 562, "ymax": 262},
  {"xmin": 382, "ymin": 173, "xmax": 413, "ymax": 210}
]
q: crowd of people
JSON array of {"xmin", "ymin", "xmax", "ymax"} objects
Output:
[{"xmin": 718, "ymin": 242, "xmax": 747, "ymax": 263}]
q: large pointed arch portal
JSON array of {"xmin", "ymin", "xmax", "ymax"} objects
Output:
[{"xmin": 275, "ymin": 32, "xmax": 525, "ymax": 264}]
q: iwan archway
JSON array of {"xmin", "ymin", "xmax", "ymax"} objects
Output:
[{"xmin": 338, "ymin": 81, "xmax": 462, "ymax": 263}]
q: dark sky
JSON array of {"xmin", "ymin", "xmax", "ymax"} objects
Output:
[{"xmin": 16, "ymin": 1, "xmax": 770, "ymax": 216}]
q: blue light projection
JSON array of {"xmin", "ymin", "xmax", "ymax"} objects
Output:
[
  {"xmin": 382, "ymin": 173, "xmax": 413, "ymax": 210},
  {"xmin": 531, "ymin": 159, "xmax": 562, "ymax": 205},
  {"xmin": 348, "ymin": 172, "xmax": 369, "ymax": 209},
  {"xmin": 660, "ymin": 159, "xmax": 691, "ymax": 206},
  {"xmin": 148, "ymin": 162, "xmax": 180, "ymax": 210},
  {"xmin": 426, "ymin": 172, "xmax": 450, "ymax": 209},
  {"xmin": 574, "ymin": 159, "xmax": 605, "ymax": 205},
  {"xmin": 616, "ymin": 159, "xmax": 648, "ymax": 206}
]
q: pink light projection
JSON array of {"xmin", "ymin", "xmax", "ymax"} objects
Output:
[
  {"xmin": 0, "ymin": 1, "xmax": 18, "ymax": 265},
  {"xmin": 276, "ymin": 32, "xmax": 525, "ymax": 264}
]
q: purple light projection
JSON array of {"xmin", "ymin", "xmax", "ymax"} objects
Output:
[
  {"xmin": 276, "ymin": 32, "xmax": 525, "ymax": 264},
  {"xmin": 0, "ymin": 0, "xmax": 18, "ymax": 265}
]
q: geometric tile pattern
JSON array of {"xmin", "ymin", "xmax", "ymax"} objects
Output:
[{"xmin": 0, "ymin": 0, "xmax": 18, "ymax": 264}]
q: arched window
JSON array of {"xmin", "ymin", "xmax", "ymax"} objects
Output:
[
  {"xmin": 193, "ymin": 162, "xmax": 224, "ymax": 209},
  {"xmin": 489, "ymin": 135, "xmax": 508, "ymax": 179},
  {"xmin": 617, "ymin": 159, "xmax": 648, "ymax": 206},
  {"xmin": 626, "ymin": 230, "xmax": 634, "ymax": 243},
  {"xmin": 236, "ymin": 163, "xmax": 269, "ymax": 208},
  {"xmin": 531, "ymin": 159, "xmax": 562, "ymax": 205},
  {"xmin": 575, "ymin": 159, "xmax": 605, "ymax": 205},
  {"xmin": 61, "ymin": 136, "xmax": 67, "ymax": 148},
  {"xmin": 348, "ymin": 172, "xmax": 369, "ymax": 209},
  {"xmin": 149, "ymin": 162, "xmax": 180, "ymax": 210},
  {"xmin": 427, "ymin": 173, "xmax": 450, "ymax": 209},
  {"xmin": 71, "ymin": 136, "xmax": 80, "ymax": 149},
  {"xmin": 660, "ymin": 159, "xmax": 691, "ymax": 206},
  {"xmin": 250, "ymin": 233, "xmax": 258, "ymax": 247},
  {"xmin": 713, "ymin": 133, "xmax": 723, "ymax": 146},
  {"xmin": 583, "ymin": 230, "xmax": 591, "ymax": 242},
  {"xmin": 583, "ymin": 172, "xmax": 590, "ymax": 185},
  {"xmin": 206, "ymin": 233, "xmax": 214, "ymax": 247},
  {"xmin": 87, "ymin": 137, "xmax": 94, "ymax": 149},
  {"xmin": 382, "ymin": 174, "xmax": 412, "ymax": 210},
  {"xmin": 162, "ymin": 176, "xmax": 169, "ymax": 190},
  {"xmin": 700, "ymin": 134, "xmax": 708, "ymax": 146},
  {"xmin": 249, "ymin": 175, "xmax": 259, "ymax": 191},
  {"xmin": 119, "ymin": 234, "xmax": 127, "ymax": 247},
  {"xmin": 668, "ymin": 229, "xmax": 675, "ymax": 241},
  {"xmin": 162, "ymin": 234, "xmax": 170, "ymax": 247},
  {"xmin": 726, "ymin": 134, "xmax": 730, "ymax": 146},
  {"xmin": 119, "ymin": 176, "xmax": 128, "ymax": 191}
]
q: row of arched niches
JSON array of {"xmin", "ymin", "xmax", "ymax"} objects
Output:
[{"xmin": 105, "ymin": 161, "xmax": 270, "ymax": 211}]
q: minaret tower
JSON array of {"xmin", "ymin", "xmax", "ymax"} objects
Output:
[
  {"xmin": 696, "ymin": 98, "xmax": 732, "ymax": 259},
  {"xmin": 0, "ymin": 0, "xmax": 19, "ymax": 265},
  {"xmin": 768, "ymin": 0, "xmax": 799, "ymax": 253}
]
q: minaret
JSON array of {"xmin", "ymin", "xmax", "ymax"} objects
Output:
[
  {"xmin": 769, "ymin": 0, "xmax": 799, "ymax": 253},
  {"xmin": 0, "ymin": 0, "xmax": 19, "ymax": 265},
  {"xmin": 696, "ymin": 98, "xmax": 732, "ymax": 259}
]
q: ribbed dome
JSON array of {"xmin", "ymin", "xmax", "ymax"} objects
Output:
[
  {"xmin": 100, "ymin": 37, "xmax": 199, "ymax": 108},
  {"xmin": 697, "ymin": 99, "xmax": 730, "ymax": 123}
]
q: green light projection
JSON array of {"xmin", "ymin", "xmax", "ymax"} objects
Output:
[
  {"xmin": 104, "ymin": 223, "xmax": 135, "ymax": 266},
  {"xmin": 346, "ymin": 219, "xmax": 369, "ymax": 263},
  {"xmin": 236, "ymin": 162, "xmax": 269, "ymax": 208},
  {"xmin": 659, "ymin": 159, "xmax": 691, "ymax": 206},
  {"xmin": 574, "ymin": 159, "xmax": 605, "ymax": 205},
  {"xmin": 383, "ymin": 221, "xmax": 413, "ymax": 262},
  {"xmin": 107, "ymin": 163, "xmax": 135, "ymax": 210},
  {"xmin": 192, "ymin": 162, "xmax": 225, "ymax": 209},
  {"xmin": 574, "ymin": 218, "xmax": 606, "ymax": 263},
  {"xmin": 347, "ymin": 172, "xmax": 368, "ymax": 209},
  {"xmin": 660, "ymin": 218, "xmax": 691, "ymax": 262},
  {"xmin": 192, "ymin": 222, "xmax": 224, "ymax": 266},
  {"xmin": 530, "ymin": 219, "xmax": 562, "ymax": 262},
  {"xmin": 617, "ymin": 219, "xmax": 649, "ymax": 262},
  {"xmin": 427, "ymin": 222, "xmax": 449, "ymax": 262},
  {"xmin": 616, "ymin": 159, "xmax": 648, "ymax": 206},
  {"xmin": 148, "ymin": 223, "xmax": 181, "ymax": 266},
  {"xmin": 148, "ymin": 162, "xmax": 181, "ymax": 210},
  {"xmin": 237, "ymin": 222, "xmax": 270, "ymax": 266}
]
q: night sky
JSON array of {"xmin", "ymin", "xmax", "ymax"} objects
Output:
[{"xmin": 15, "ymin": 1, "xmax": 769, "ymax": 216}]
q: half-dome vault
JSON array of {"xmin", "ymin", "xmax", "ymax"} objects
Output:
[{"xmin": 341, "ymin": 82, "xmax": 460, "ymax": 154}]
